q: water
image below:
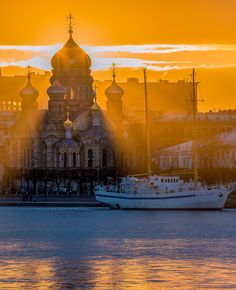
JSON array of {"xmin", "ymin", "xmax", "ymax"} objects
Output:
[{"xmin": 0, "ymin": 208, "xmax": 236, "ymax": 289}]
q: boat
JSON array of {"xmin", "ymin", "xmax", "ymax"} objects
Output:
[{"xmin": 94, "ymin": 68, "xmax": 234, "ymax": 209}]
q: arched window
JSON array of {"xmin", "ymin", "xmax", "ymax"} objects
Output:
[
  {"xmin": 88, "ymin": 149, "xmax": 93, "ymax": 168},
  {"xmin": 41, "ymin": 142, "xmax": 47, "ymax": 168},
  {"xmin": 88, "ymin": 149, "xmax": 93, "ymax": 159},
  {"xmin": 73, "ymin": 152, "xmax": 77, "ymax": 167},
  {"xmin": 64, "ymin": 152, "xmax": 68, "ymax": 168},
  {"xmin": 30, "ymin": 148, "xmax": 34, "ymax": 167},
  {"xmin": 56, "ymin": 152, "xmax": 60, "ymax": 167},
  {"xmin": 23, "ymin": 148, "xmax": 27, "ymax": 168},
  {"xmin": 102, "ymin": 149, "xmax": 107, "ymax": 167}
]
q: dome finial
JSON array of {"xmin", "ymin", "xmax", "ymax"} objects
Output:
[
  {"xmin": 20, "ymin": 66, "xmax": 39, "ymax": 110},
  {"xmin": 93, "ymin": 84, "xmax": 98, "ymax": 103},
  {"xmin": 64, "ymin": 105, "xmax": 73, "ymax": 138},
  {"xmin": 66, "ymin": 105, "xmax": 70, "ymax": 120},
  {"xmin": 105, "ymin": 64, "xmax": 124, "ymax": 99},
  {"xmin": 27, "ymin": 65, "xmax": 31, "ymax": 83},
  {"xmin": 112, "ymin": 63, "xmax": 116, "ymax": 81},
  {"xmin": 68, "ymin": 13, "xmax": 74, "ymax": 37},
  {"xmin": 91, "ymin": 84, "xmax": 100, "ymax": 111}
]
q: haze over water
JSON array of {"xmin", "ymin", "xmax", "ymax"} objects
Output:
[{"xmin": 0, "ymin": 208, "xmax": 235, "ymax": 289}]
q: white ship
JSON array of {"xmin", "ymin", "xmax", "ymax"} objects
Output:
[
  {"xmin": 95, "ymin": 175, "xmax": 233, "ymax": 209},
  {"xmin": 95, "ymin": 68, "xmax": 234, "ymax": 209}
]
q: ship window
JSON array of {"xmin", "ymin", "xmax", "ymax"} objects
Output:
[{"xmin": 161, "ymin": 179, "xmax": 163, "ymax": 182}]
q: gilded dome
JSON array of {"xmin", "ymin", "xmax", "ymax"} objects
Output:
[
  {"xmin": 90, "ymin": 99, "xmax": 100, "ymax": 111},
  {"xmin": 47, "ymin": 80, "xmax": 67, "ymax": 98},
  {"xmin": 51, "ymin": 35, "xmax": 92, "ymax": 71},
  {"xmin": 105, "ymin": 80, "xmax": 124, "ymax": 99},
  {"xmin": 20, "ymin": 80, "xmax": 39, "ymax": 100},
  {"xmin": 64, "ymin": 117, "xmax": 73, "ymax": 129}
]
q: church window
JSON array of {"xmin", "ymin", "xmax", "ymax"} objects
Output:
[
  {"xmin": 88, "ymin": 149, "xmax": 93, "ymax": 159},
  {"xmin": 56, "ymin": 152, "xmax": 60, "ymax": 167},
  {"xmin": 44, "ymin": 152, "xmax": 47, "ymax": 167},
  {"xmin": 88, "ymin": 149, "xmax": 93, "ymax": 168},
  {"xmin": 41, "ymin": 142, "xmax": 47, "ymax": 167},
  {"xmin": 73, "ymin": 152, "xmax": 77, "ymax": 167},
  {"xmin": 30, "ymin": 148, "xmax": 34, "ymax": 167},
  {"xmin": 64, "ymin": 152, "xmax": 68, "ymax": 168},
  {"xmin": 23, "ymin": 149, "xmax": 27, "ymax": 168},
  {"xmin": 102, "ymin": 149, "xmax": 107, "ymax": 167}
]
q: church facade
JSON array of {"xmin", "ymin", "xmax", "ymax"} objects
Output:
[{"xmin": 3, "ymin": 23, "xmax": 126, "ymax": 195}]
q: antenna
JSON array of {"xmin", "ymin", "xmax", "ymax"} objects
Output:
[
  {"xmin": 192, "ymin": 68, "xmax": 198, "ymax": 190},
  {"xmin": 144, "ymin": 67, "xmax": 151, "ymax": 176}
]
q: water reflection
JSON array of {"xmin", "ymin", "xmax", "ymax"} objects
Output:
[
  {"xmin": 0, "ymin": 257, "xmax": 236, "ymax": 289},
  {"xmin": 0, "ymin": 208, "xmax": 236, "ymax": 288}
]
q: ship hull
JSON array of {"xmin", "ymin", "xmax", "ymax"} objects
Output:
[{"xmin": 95, "ymin": 189, "xmax": 230, "ymax": 210}]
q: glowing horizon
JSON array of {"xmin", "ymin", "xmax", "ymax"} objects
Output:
[{"xmin": 0, "ymin": 43, "xmax": 236, "ymax": 73}]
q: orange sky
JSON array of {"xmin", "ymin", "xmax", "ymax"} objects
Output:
[
  {"xmin": 0, "ymin": 0, "xmax": 236, "ymax": 111},
  {"xmin": 1, "ymin": 0, "xmax": 236, "ymax": 45}
]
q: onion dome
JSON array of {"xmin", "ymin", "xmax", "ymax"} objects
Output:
[
  {"xmin": 64, "ymin": 108, "xmax": 73, "ymax": 139},
  {"xmin": 90, "ymin": 88, "xmax": 100, "ymax": 111},
  {"xmin": 92, "ymin": 88, "xmax": 96, "ymax": 98},
  {"xmin": 105, "ymin": 80, "xmax": 124, "ymax": 98},
  {"xmin": 51, "ymin": 36, "xmax": 92, "ymax": 69},
  {"xmin": 64, "ymin": 109, "xmax": 73, "ymax": 129},
  {"xmin": 64, "ymin": 117, "xmax": 73, "ymax": 129},
  {"xmin": 20, "ymin": 76, "xmax": 39, "ymax": 101},
  {"xmin": 47, "ymin": 80, "xmax": 66, "ymax": 98},
  {"xmin": 105, "ymin": 64, "xmax": 124, "ymax": 99},
  {"xmin": 91, "ymin": 100, "xmax": 100, "ymax": 111}
]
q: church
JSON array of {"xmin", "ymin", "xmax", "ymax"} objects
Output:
[{"xmin": 5, "ymin": 16, "xmax": 127, "ymax": 195}]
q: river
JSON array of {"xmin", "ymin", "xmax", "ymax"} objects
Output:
[{"xmin": 0, "ymin": 207, "xmax": 236, "ymax": 289}]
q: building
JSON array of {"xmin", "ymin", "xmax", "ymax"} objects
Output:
[
  {"xmin": 1, "ymin": 17, "xmax": 236, "ymax": 193},
  {"xmin": 95, "ymin": 78, "xmax": 195, "ymax": 117},
  {"xmin": 0, "ymin": 73, "xmax": 196, "ymax": 116},
  {"xmin": 1, "ymin": 18, "xmax": 123, "ymax": 196},
  {"xmin": 0, "ymin": 70, "xmax": 50, "ymax": 111},
  {"xmin": 154, "ymin": 129, "xmax": 236, "ymax": 171}
]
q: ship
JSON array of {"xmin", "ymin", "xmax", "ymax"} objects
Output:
[{"xmin": 94, "ymin": 69, "xmax": 234, "ymax": 209}]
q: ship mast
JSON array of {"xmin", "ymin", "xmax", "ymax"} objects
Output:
[
  {"xmin": 144, "ymin": 67, "xmax": 152, "ymax": 176},
  {"xmin": 192, "ymin": 69, "xmax": 198, "ymax": 190}
]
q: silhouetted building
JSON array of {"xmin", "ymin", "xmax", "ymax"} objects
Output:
[
  {"xmin": 1, "ymin": 17, "xmax": 116, "ymax": 195},
  {"xmin": 105, "ymin": 64, "xmax": 124, "ymax": 124}
]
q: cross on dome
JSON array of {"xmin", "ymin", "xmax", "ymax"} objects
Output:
[
  {"xmin": 27, "ymin": 65, "xmax": 31, "ymax": 83},
  {"xmin": 112, "ymin": 63, "xmax": 116, "ymax": 81},
  {"xmin": 67, "ymin": 13, "xmax": 75, "ymax": 36}
]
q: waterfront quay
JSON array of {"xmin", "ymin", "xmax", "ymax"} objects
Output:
[
  {"xmin": 0, "ymin": 195, "xmax": 105, "ymax": 207},
  {"xmin": 0, "ymin": 189, "xmax": 236, "ymax": 207}
]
